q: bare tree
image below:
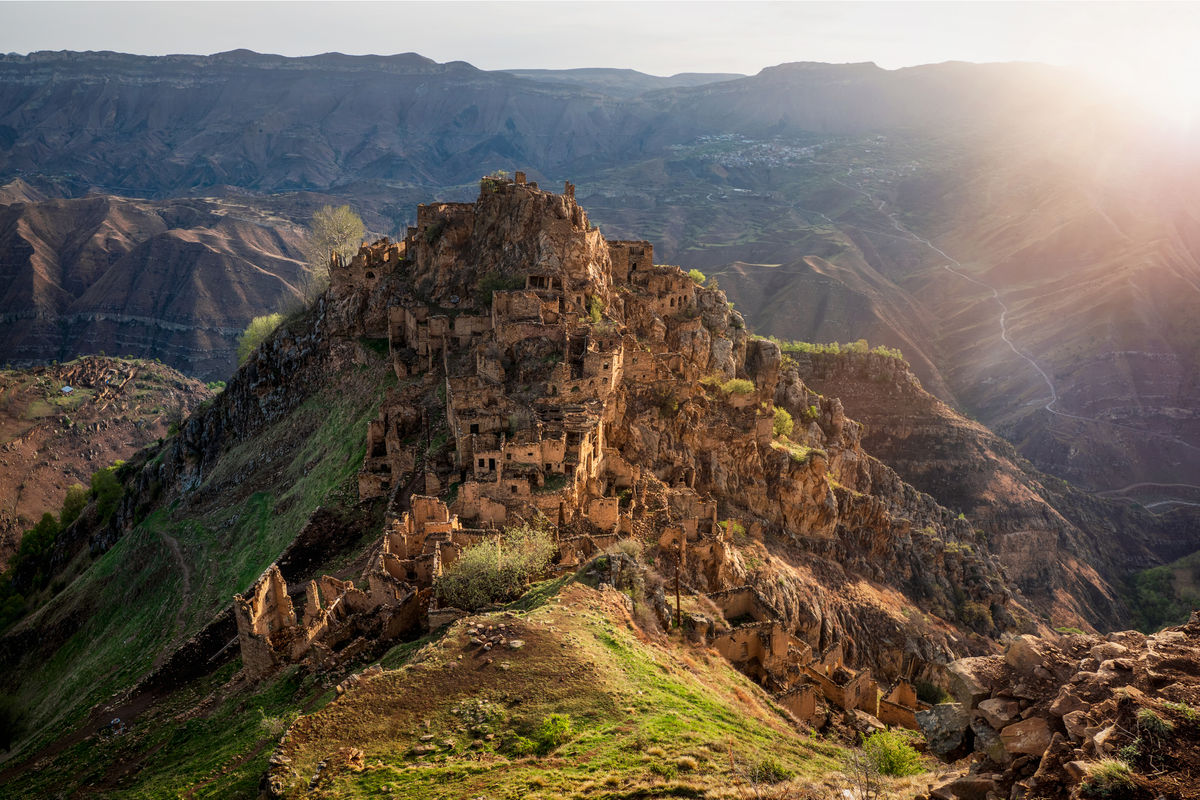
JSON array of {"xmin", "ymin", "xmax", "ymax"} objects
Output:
[{"xmin": 302, "ymin": 205, "xmax": 364, "ymax": 302}]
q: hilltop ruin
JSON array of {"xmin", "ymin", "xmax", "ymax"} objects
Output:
[{"xmin": 235, "ymin": 173, "xmax": 1024, "ymax": 731}]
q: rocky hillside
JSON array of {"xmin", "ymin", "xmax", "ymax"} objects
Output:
[
  {"xmin": 794, "ymin": 348, "xmax": 1200, "ymax": 631},
  {"xmin": 0, "ymin": 356, "xmax": 210, "ymax": 568},
  {"xmin": 919, "ymin": 613, "xmax": 1200, "ymax": 799},
  {"xmin": 1, "ymin": 178, "xmax": 1192, "ymax": 798},
  {"xmin": 0, "ymin": 192, "xmax": 310, "ymax": 380}
]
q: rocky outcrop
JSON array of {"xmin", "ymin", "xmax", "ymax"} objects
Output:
[{"xmin": 920, "ymin": 612, "xmax": 1200, "ymax": 799}]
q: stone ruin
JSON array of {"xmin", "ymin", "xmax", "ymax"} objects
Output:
[{"xmin": 232, "ymin": 174, "xmax": 930, "ymax": 734}]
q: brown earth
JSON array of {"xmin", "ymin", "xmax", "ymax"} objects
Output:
[
  {"xmin": 0, "ymin": 356, "xmax": 211, "ymax": 567},
  {"xmin": 0, "ymin": 192, "xmax": 310, "ymax": 380}
]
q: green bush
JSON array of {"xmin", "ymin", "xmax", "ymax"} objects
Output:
[
  {"xmin": 687, "ymin": 268, "xmax": 706, "ymax": 285},
  {"xmin": 772, "ymin": 407, "xmax": 794, "ymax": 438},
  {"xmin": 434, "ymin": 523, "xmax": 555, "ymax": 611},
  {"xmin": 721, "ymin": 378, "xmax": 755, "ymax": 395},
  {"xmin": 90, "ymin": 462, "xmax": 125, "ymax": 523},
  {"xmin": 862, "ymin": 729, "xmax": 924, "ymax": 777},
  {"xmin": 587, "ymin": 295, "xmax": 604, "ymax": 324},
  {"xmin": 59, "ymin": 484, "xmax": 89, "ymax": 527},
  {"xmin": 533, "ymin": 713, "xmax": 572, "ymax": 754},
  {"xmin": 749, "ymin": 756, "xmax": 794, "ymax": 783},
  {"xmin": 237, "ymin": 313, "xmax": 284, "ymax": 365}
]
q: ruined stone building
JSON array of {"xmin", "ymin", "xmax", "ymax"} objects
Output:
[{"xmin": 232, "ymin": 173, "xmax": 964, "ymax": 732}]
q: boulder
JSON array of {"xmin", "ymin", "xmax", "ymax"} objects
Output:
[
  {"xmin": 1062, "ymin": 710, "xmax": 1089, "ymax": 740},
  {"xmin": 947, "ymin": 658, "xmax": 993, "ymax": 708},
  {"xmin": 977, "ymin": 697, "xmax": 1020, "ymax": 729},
  {"xmin": 1089, "ymin": 642, "xmax": 1128, "ymax": 662},
  {"xmin": 935, "ymin": 776, "xmax": 997, "ymax": 800},
  {"xmin": 1092, "ymin": 724, "xmax": 1118, "ymax": 756},
  {"xmin": 1000, "ymin": 716, "xmax": 1052, "ymax": 756},
  {"xmin": 917, "ymin": 703, "xmax": 974, "ymax": 761},
  {"xmin": 1048, "ymin": 687, "xmax": 1086, "ymax": 718},
  {"xmin": 970, "ymin": 718, "xmax": 1011, "ymax": 765},
  {"xmin": 1004, "ymin": 635, "xmax": 1047, "ymax": 674}
]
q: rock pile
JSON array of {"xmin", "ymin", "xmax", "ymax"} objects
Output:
[{"xmin": 919, "ymin": 611, "xmax": 1200, "ymax": 799}]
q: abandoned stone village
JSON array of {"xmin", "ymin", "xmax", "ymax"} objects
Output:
[{"xmin": 234, "ymin": 172, "xmax": 999, "ymax": 739}]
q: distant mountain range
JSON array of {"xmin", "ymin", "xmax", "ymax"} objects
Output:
[{"xmin": 1, "ymin": 49, "xmax": 1198, "ymax": 504}]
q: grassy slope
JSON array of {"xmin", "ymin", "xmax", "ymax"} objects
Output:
[
  {"xmin": 0, "ymin": 348, "xmax": 392, "ymax": 779},
  {"xmin": 272, "ymin": 582, "xmax": 850, "ymax": 800}
]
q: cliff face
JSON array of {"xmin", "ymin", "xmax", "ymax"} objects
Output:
[
  {"xmin": 796, "ymin": 350, "xmax": 1200, "ymax": 631},
  {"xmin": 0, "ymin": 194, "xmax": 309, "ymax": 380}
]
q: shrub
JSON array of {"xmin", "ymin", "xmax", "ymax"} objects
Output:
[
  {"xmin": 90, "ymin": 463, "xmax": 125, "ymax": 523},
  {"xmin": 478, "ymin": 270, "xmax": 524, "ymax": 307},
  {"xmin": 532, "ymin": 713, "xmax": 572, "ymax": 754},
  {"xmin": 959, "ymin": 600, "xmax": 994, "ymax": 633},
  {"xmin": 721, "ymin": 378, "xmax": 755, "ymax": 395},
  {"xmin": 749, "ymin": 756, "xmax": 794, "ymax": 784},
  {"xmin": 434, "ymin": 522, "xmax": 555, "ymax": 611},
  {"xmin": 59, "ymin": 483, "xmax": 88, "ymax": 527},
  {"xmin": 0, "ymin": 694, "xmax": 25, "ymax": 751},
  {"xmin": 915, "ymin": 680, "xmax": 951, "ymax": 705},
  {"xmin": 587, "ymin": 295, "xmax": 604, "ymax": 324},
  {"xmin": 237, "ymin": 313, "xmax": 284, "ymax": 365},
  {"xmin": 1081, "ymin": 759, "xmax": 1135, "ymax": 798},
  {"xmin": 687, "ymin": 268, "xmax": 706, "ymax": 285},
  {"xmin": 772, "ymin": 407, "xmax": 794, "ymax": 438},
  {"xmin": 862, "ymin": 730, "xmax": 924, "ymax": 777}
]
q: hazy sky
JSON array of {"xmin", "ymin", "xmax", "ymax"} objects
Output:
[
  {"xmin": 3, "ymin": 1, "xmax": 1199, "ymax": 121},
  {"xmin": 0, "ymin": 1, "xmax": 1193, "ymax": 72}
]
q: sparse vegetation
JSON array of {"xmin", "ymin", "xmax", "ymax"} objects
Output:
[
  {"xmin": 772, "ymin": 406, "xmax": 794, "ymax": 438},
  {"xmin": 1081, "ymin": 759, "xmax": 1135, "ymax": 798},
  {"xmin": 434, "ymin": 522, "xmax": 556, "ymax": 610},
  {"xmin": 237, "ymin": 313, "xmax": 284, "ymax": 365},
  {"xmin": 1137, "ymin": 707, "xmax": 1174, "ymax": 738},
  {"xmin": 771, "ymin": 439, "xmax": 823, "ymax": 464}
]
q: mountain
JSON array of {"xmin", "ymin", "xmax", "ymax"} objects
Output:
[
  {"xmin": 502, "ymin": 67, "xmax": 744, "ymax": 97},
  {"xmin": 0, "ymin": 193, "xmax": 310, "ymax": 379},
  {"xmin": 1, "ymin": 49, "xmax": 1198, "ymax": 545},
  {"xmin": 0, "ymin": 356, "xmax": 211, "ymax": 568}
]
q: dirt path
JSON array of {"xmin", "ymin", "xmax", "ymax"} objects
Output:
[{"xmin": 158, "ymin": 529, "xmax": 193, "ymax": 662}]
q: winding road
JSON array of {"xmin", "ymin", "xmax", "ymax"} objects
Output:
[{"xmin": 829, "ymin": 169, "xmax": 1200, "ymax": 456}]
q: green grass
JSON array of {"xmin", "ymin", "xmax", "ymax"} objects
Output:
[
  {"xmin": 1128, "ymin": 548, "xmax": 1200, "ymax": 632},
  {"xmin": 0, "ymin": 352, "xmax": 391, "ymax": 774},
  {"xmin": 272, "ymin": 582, "xmax": 846, "ymax": 799},
  {"xmin": 770, "ymin": 439, "xmax": 824, "ymax": 464}
]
